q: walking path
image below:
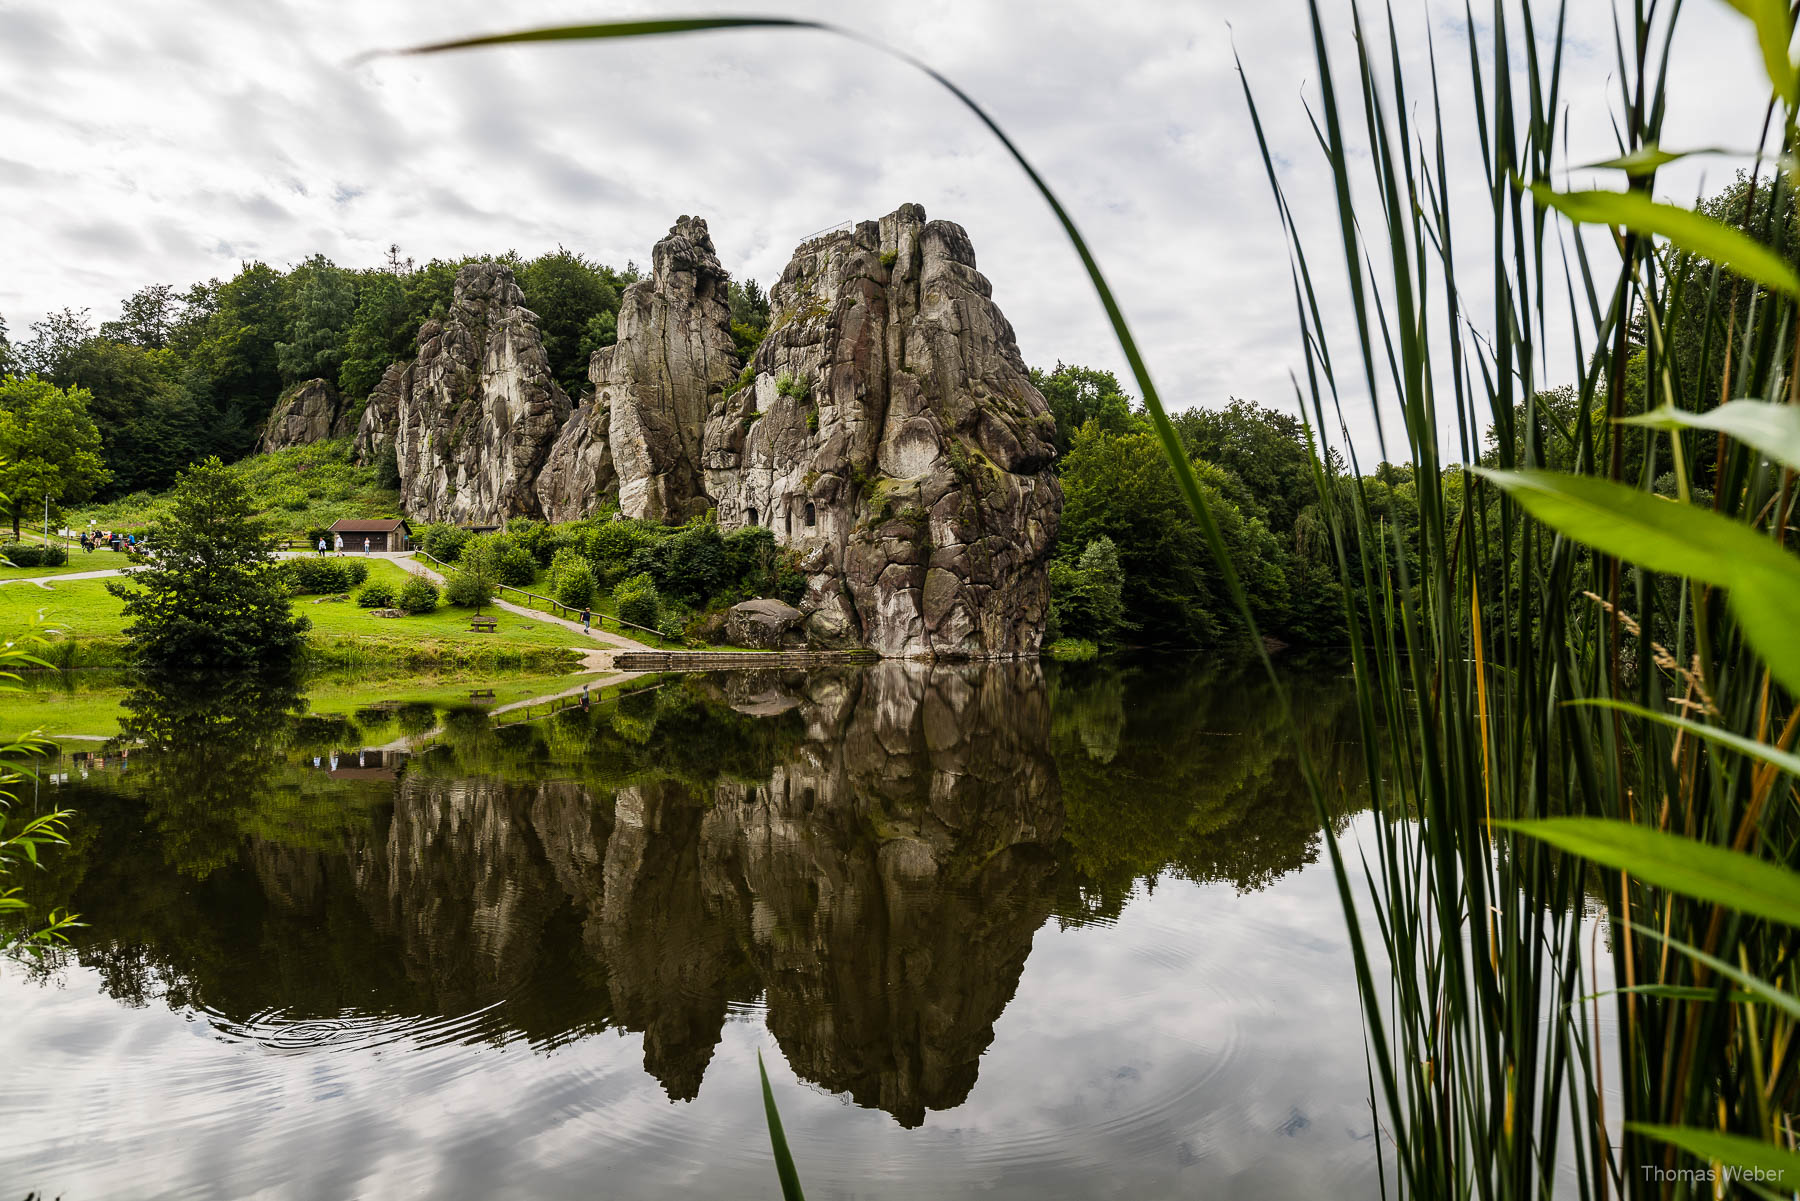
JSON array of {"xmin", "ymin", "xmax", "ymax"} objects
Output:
[{"xmin": 394, "ymin": 554, "xmax": 660, "ymax": 667}]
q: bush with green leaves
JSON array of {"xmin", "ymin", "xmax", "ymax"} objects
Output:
[
  {"xmin": 504, "ymin": 517, "xmax": 560, "ymax": 566},
  {"xmin": 395, "ymin": 575, "xmax": 438, "ymax": 615},
  {"xmin": 418, "ymin": 523, "xmax": 471, "ymax": 564},
  {"xmin": 627, "ymin": 522, "xmax": 728, "ymax": 603},
  {"xmin": 283, "ymin": 556, "xmax": 369, "ymax": 595},
  {"xmin": 613, "ymin": 571, "xmax": 660, "ymax": 631},
  {"xmin": 443, "ymin": 569, "xmax": 492, "ymax": 609},
  {"xmin": 580, "ymin": 518, "xmax": 663, "ymax": 582},
  {"xmin": 4, "ymin": 544, "xmax": 68, "ymax": 568},
  {"xmin": 355, "ymin": 581, "xmax": 397, "ymax": 608},
  {"xmin": 550, "ymin": 546, "xmax": 597, "ymax": 607}
]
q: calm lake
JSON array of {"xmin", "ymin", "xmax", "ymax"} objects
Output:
[{"xmin": 1, "ymin": 657, "xmax": 1389, "ymax": 1200}]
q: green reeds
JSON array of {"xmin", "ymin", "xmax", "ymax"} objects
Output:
[{"xmin": 1240, "ymin": 0, "xmax": 1800, "ymax": 1195}]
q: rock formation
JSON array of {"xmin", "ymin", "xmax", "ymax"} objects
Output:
[
  {"xmin": 538, "ymin": 216, "xmax": 739, "ymax": 523},
  {"xmin": 701, "ymin": 205, "xmax": 1062, "ymax": 658},
  {"xmin": 352, "ymin": 361, "xmax": 408, "ymax": 464},
  {"xmin": 364, "ymin": 206, "xmax": 1060, "ymax": 657},
  {"xmin": 724, "ymin": 597, "xmax": 804, "ymax": 649},
  {"xmin": 368, "ymin": 262, "xmax": 572, "ymax": 525},
  {"xmin": 260, "ymin": 378, "xmax": 350, "ymax": 453}
]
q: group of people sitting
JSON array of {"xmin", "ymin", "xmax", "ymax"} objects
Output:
[{"xmin": 79, "ymin": 529, "xmax": 137, "ymax": 554}]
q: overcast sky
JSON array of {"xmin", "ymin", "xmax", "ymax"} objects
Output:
[{"xmin": 0, "ymin": 0, "xmax": 1774, "ymax": 457}]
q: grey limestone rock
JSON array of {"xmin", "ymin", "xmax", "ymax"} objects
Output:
[
  {"xmin": 390, "ymin": 261, "xmax": 571, "ymax": 525},
  {"xmin": 699, "ymin": 204, "xmax": 1061, "ymax": 659},
  {"xmin": 259, "ymin": 378, "xmax": 345, "ymax": 453},
  {"xmin": 724, "ymin": 597, "xmax": 805, "ymax": 649}
]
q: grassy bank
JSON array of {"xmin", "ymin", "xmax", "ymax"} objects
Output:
[
  {"xmin": 0, "ymin": 559, "xmax": 589, "ymax": 673},
  {"xmin": 69, "ymin": 439, "xmax": 400, "ymax": 542}
]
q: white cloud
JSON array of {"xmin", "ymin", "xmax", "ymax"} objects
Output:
[{"xmin": 0, "ymin": 0, "xmax": 1774, "ymax": 460}]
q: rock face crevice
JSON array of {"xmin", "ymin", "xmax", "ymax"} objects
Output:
[{"xmin": 362, "ymin": 206, "xmax": 1059, "ymax": 657}]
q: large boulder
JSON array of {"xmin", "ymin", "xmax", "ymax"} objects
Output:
[
  {"xmin": 390, "ymin": 262, "xmax": 571, "ymax": 524},
  {"xmin": 538, "ymin": 216, "xmax": 739, "ymax": 523},
  {"xmin": 259, "ymin": 379, "xmax": 344, "ymax": 453},
  {"xmin": 725, "ymin": 598, "xmax": 804, "ymax": 649},
  {"xmin": 700, "ymin": 204, "xmax": 1061, "ymax": 659}
]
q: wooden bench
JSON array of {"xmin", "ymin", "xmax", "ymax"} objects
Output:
[
  {"xmin": 469, "ymin": 617, "xmax": 498, "ymax": 633},
  {"xmin": 469, "ymin": 688, "xmax": 496, "ymax": 700}
]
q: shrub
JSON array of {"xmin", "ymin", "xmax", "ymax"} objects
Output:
[
  {"xmin": 356, "ymin": 581, "xmax": 397, "ymax": 608},
  {"xmin": 1044, "ymin": 637, "xmax": 1098, "ymax": 662},
  {"xmin": 775, "ymin": 370, "xmax": 811, "ymax": 401},
  {"xmin": 5, "ymin": 544, "xmax": 69, "ymax": 568},
  {"xmin": 497, "ymin": 543, "xmax": 537, "ymax": 587},
  {"xmin": 631, "ymin": 523, "xmax": 726, "ymax": 603},
  {"xmin": 581, "ymin": 519, "xmax": 663, "ymax": 579},
  {"xmin": 443, "ymin": 569, "xmax": 492, "ymax": 609},
  {"xmin": 396, "ymin": 575, "xmax": 439, "ymax": 615},
  {"xmin": 550, "ymin": 547, "xmax": 597, "ymax": 607},
  {"xmin": 505, "ymin": 517, "xmax": 557, "ymax": 566},
  {"xmin": 614, "ymin": 572, "xmax": 660, "ymax": 631},
  {"xmin": 419, "ymin": 523, "xmax": 471, "ymax": 564},
  {"xmin": 656, "ymin": 611, "xmax": 687, "ymax": 642},
  {"xmin": 284, "ymin": 557, "xmax": 369, "ymax": 595}
]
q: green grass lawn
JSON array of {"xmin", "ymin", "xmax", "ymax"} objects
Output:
[
  {"xmin": 0, "ymin": 558, "xmax": 596, "ymax": 671},
  {"xmin": 306, "ymin": 559, "xmax": 591, "ymax": 652},
  {"xmin": 0, "ymin": 546, "xmax": 136, "ymax": 579}
]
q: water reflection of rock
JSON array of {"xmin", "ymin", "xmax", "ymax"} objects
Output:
[
  {"xmin": 699, "ymin": 663, "xmax": 1061, "ymax": 1125},
  {"xmin": 42, "ymin": 658, "xmax": 1358, "ymax": 1125},
  {"xmin": 242, "ymin": 663, "xmax": 1060, "ymax": 1125}
]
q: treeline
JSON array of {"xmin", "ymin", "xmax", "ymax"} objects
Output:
[
  {"xmin": 0, "ymin": 247, "xmax": 773, "ymax": 501},
  {"xmin": 1033, "ymin": 364, "xmax": 1344, "ymax": 650}
]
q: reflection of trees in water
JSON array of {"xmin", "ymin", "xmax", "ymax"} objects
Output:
[
  {"xmin": 26, "ymin": 658, "xmax": 1357, "ymax": 1125},
  {"xmin": 118, "ymin": 668, "xmax": 308, "ymax": 879},
  {"xmin": 1050, "ymin": 656, "xmax": 1364, "ymax": 921}
]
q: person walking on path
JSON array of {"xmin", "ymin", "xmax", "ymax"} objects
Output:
[
  {"xmin": 335, "ymin": 533, "xmax": 344, "ymax": 555},
  {"xmin": 580, "ymin": 605, "xmax": 591, "ymax": 634},
  {"xmin": 363, "ymin": 536, "xmax": 370, "ymax": 555},
  {"xmin": 317, "ymin": 537, "xmax": 327, "ymax": 557}
]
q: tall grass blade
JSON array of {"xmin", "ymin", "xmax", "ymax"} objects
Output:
[
  {"xmin": 1620, "ymin": 399, "xmax": 1800, "ymax": 472},
  {"xmin": 1500, "ymin": 818, "xmax": 1800, "ymax": 928},
  {"xmin": 1569, "ymin": 699, "xmax": 1800, "ymax": 779},
  {"xmin": 758, "ymin": 1050, "xmax": 806, "ymax": 1201},
  {"xmin": 1527, "ymin": 182, "xmax": 1800, "ymax": 296},
  {"xmin": 1719, "ymin": 0, "xmax": 1800, "ymax": 104},
  {"xmin": 1474, "ymin": 467, "xmax": 1799, "ymax": 583}
]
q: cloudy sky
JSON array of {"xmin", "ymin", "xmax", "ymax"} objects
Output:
[{"xmin": 0, "ymin": 0, "xmax": 1775, "ymax": 455}]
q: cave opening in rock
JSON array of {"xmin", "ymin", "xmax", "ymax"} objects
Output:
[
  {"xmin": 804, "ymin": 502, "xmax": 816, "ymax": 527},
  {"xmin": 747, "ymin": 507, "xmax": 758, "ymax": 526}
]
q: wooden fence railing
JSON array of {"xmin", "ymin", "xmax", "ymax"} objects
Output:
[{"xmin": 410, "ymin": 550, "xmax": 682, "ymax": 648}]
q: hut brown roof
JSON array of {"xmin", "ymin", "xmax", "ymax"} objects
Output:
[{"xmin": 327, "ymin": 518, "xmax": 410, "ymax": 533}]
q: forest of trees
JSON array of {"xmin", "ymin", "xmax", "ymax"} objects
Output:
[{"xmin": 0, "ymin": 247, "xmax": 779, "ymax": 502}]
